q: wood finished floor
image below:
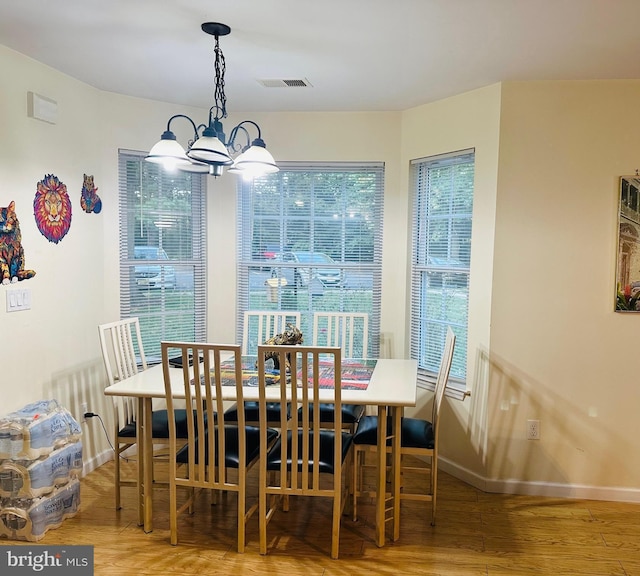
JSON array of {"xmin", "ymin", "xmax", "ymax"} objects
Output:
[{"xmin": 3, "ymin": 458, "xmax": 640, "ymax": 575}]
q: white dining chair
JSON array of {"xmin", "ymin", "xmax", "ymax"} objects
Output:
[
  {"xmin": 98, "ymin": 318, "xmax": 189, "ymax": 509},
  {"xmin": 226, "ymin": 310, "xmax": 302, "ymax": 425},
  {"xmin": 312, "ymin": 311, "xmax": 369, "ymax": 359},
  {"xmin": 242, "ymin": 310, "xmax": 302, "ymax": 356}
]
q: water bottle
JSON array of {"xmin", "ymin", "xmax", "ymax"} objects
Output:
[
  {"xmin": 9, "ymin": 428, "xmax": 23, "ymax": 459},
  {"xmin": 0, "ymin": 428, "xmax": 10, "ymax": 458}
]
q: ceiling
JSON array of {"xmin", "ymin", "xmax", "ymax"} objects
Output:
[{"xmin": 2, "ymin": 0, "xmax": 640, "ymax": 113}]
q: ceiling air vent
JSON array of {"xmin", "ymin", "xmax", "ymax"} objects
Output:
[{"xmin": 258, "ymin": 78, "xmax": 313, "ymax": 88}]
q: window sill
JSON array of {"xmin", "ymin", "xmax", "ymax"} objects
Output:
[{"xmin": 417, "ymin": 379, "xmax": 470, "ymax": 402}]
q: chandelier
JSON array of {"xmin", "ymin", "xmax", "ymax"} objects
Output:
[{"xmin": 145, "ymin": 22, "xmax": 278, "ymax": 178}]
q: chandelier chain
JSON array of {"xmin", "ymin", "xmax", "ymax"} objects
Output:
[{"xmin": 214, "ymin": 36, "xmax": 227, "ymax": 119}]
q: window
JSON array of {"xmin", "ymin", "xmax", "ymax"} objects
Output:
[
  {"xmin": 118, "ymin": 149, "xmax": 207, "ymax": 363},
  {"xmin": 237, "ymin": 162, "xmax": 384, "ymax": 357},
  {"xmin": 410, "ymin": 150, "xmax": 474, "ymax": 392}
]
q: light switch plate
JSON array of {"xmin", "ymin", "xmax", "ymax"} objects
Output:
[{"xmin": 6, "ymin": 288, "xmax": 32, "ymax": 312}]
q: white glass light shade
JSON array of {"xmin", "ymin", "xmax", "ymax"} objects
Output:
[
  {"xmin": 145, "ymin": 138, "xmax": 193, "ymax": 170},
  {"xmin": 230, "ymin": 145, "xmax": 279, "ymax": 176},
  {"xmin": 176, "ymin": 160, "xmax": 212, "ymax": 174},
  {"xmin": 187, "ymin": 135, "xmax": 233, "ymax": 165}
]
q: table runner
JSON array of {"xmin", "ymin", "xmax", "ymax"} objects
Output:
[{"xmin": 213, "ymin": 356, "xmax": 377, "ymax": 390}]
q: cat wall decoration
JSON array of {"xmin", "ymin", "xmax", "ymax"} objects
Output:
[
  {"xmin": 80, "ymin": 173, "xmax": 102, "ymax": 214},
  {"xmin": 0, "ymin": 200, "xmax": 36, "ymax": 284},
  {"xmin": 33, "ymin": 174, "xmax": 72, "ymax": 243}
]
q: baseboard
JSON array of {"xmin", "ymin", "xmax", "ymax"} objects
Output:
[
  {"xmin": 82, "ymin": 448, "xmax": 114, "ymax": 476},
  {"xmin": 438, "ymin": 457, "xmax": 640, "ymax": 503}
]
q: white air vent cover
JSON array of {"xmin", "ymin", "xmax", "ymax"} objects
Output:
[{"xmin": 258, "ymin": 78, "xmax": 312, "ymax": 88}]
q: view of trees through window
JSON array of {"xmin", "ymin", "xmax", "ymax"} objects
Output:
[{"xmin": 237, "ymin": 163, "xmax": 384, "ymax": 356}]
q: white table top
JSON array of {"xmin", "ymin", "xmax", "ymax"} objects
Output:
[{"xmin": 104, "ymin": 358, "xmax": 418, "ymax": 408}]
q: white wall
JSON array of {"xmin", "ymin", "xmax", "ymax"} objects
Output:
[
  {"xmin": 0, "ymin": 46, "xmax": 110, "ymax": 465},
  {"xmin": 487, "ymin": 81, "xmax": 640, "ymax": 497}
]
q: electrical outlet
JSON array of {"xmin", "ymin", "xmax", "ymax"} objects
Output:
[
  {"xmin": 527, "ymin": 419, "xmax": 540, "ymax": 440},
  {"xmin": 81, "ymin": 402, "xmax": 88, "ymax": 423}
]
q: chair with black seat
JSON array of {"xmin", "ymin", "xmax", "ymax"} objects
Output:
[
  {"xmin": 225, "ymin": 310, "xmax": 301, "ymax": 425},
  {"xmin": 161, "ymin": 341, "xmax": 278, "ymax": 551},
  {"xmin": 352, "ymin": 326, "xmax": 456, "ymax": 526},
  {"xmin": 310, "ymin": 311, "xmax": 369, "ymax": 431},
  {"xmin": 257, "ymin": 344, "xmax": 353, "ymax": 559},
  {"xmin": 98, "ymin": 318, "xmax": 191, "ymax": 510}
]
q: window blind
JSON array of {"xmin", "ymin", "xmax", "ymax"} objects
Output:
[
  {"xmin": 237, "ymin": 162, "xmax": 384, "ymax": 357},
  {"xmin": 118, "ymin": 149, "xmax": 207, "ymax": 363},
  {"xmin": 409, "ymin": 149, "xmax": 474, "ymax": 391}
]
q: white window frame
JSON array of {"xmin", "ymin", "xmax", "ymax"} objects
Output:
[
  {"xmin": 409, "ymin": 149, "xmax": 474, "ymax": 396},
  {"xmin": 118, "ymin": 149, "xmax": 207, "ymax": 363},
  {"xmin": 236, "ymin": 161, "xmax": 384, "ymax": 356}
]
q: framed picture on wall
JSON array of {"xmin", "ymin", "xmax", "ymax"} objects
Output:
[{"xmin": 616, "ymin": 176, "xmax": 640, "ymax": 311}]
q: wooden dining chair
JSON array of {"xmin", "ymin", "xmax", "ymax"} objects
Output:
[
  {"xmin": 310, "ymin": 311, "xmax": 369, "ymax": 431},
  {"xmin": 352, "ymin": 326, "xmax": 456, "ymax": 526},
  {"xmin": 225, "ymin": 310, "xmax": 301, "ymax": 425},
  {"xmin": 160, "ymin": 341, "xmax": 278, "ymax": 551},
  {"xmin": 257, "ymin": 344, "xmax": 354, "ymax": 559},
  {"xmin": 98, "ymin": 318, "xmax": 190, "ymax": 510}
]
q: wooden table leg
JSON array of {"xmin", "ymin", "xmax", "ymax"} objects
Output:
[
  {"xmin": 140, "ymin": 398, "xmax": 154, "ymax": 533},
  {"xmin": 375, "ymin": 405, "xmax": 387, "ymax": 547},
  {"xmin": 391, "ymin": 406, "xmax": 402, "ymax": 541},
  {"xmin": 136, "ymin": 398, "xmax": 144, "ymax": 527}
]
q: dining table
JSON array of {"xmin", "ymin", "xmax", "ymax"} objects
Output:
[{"xmin": 104, "ymin": 356, "xmax": 417, "ymax": 547}]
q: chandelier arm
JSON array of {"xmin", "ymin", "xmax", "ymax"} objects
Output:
[
  {"xmin": 228, "ymin": 120, "xmax": 264, "ymax": 151},
  {"xmin": 189, "ymin": 123, "xmax": 210, "ymax": 148},
  {"xmin": 237, "ymin": 120, "xmax": 263, "ymax": 139},
  {"xmin": 227, "ymin": 124, "xmax": 251, "ymax": 153},
  {"xmin": 166, "ymin": 114, "xmax": 200, "ymax": 141}
]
